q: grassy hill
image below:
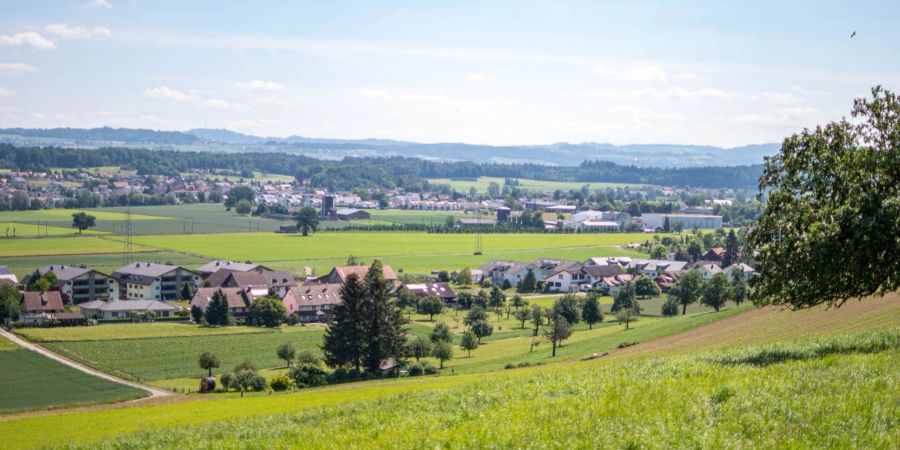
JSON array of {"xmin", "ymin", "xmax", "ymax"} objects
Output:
[{"xmin": 0, "ymin": 295, "xmax": 896, "ymax": 449}]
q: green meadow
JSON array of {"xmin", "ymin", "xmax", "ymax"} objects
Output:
[{"xmin": 0, "ymin": 221, "xmax": 105, "ymax": 237}]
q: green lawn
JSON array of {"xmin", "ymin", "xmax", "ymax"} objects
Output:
[
  {"xmin": 14, "ymin": 322, "xmax": 272, "ymax": 343},
  {"xmin": 428, "ymin": 176, "xmax": 648, "ymax": 193},
  {"xmin": 0, "ymin": 236, "xmax": 152, "ymax": 258},
  {"xmin": 0, "ymin": 221, "xmax": 106, "ymax": 237},
  {"xmin": 0, "ymin": 209, "xmax": 165, "ymax": 221},
  {"xmin": 367, "ymin": 209, "xmax": 469, "ymax": 225},
  {"xmin": 43, "ymin": 326, "xmax": 327, "ymax": 382},
  {"xmin": 0, "ymin": 250, "xmax": 208, "ymax": 279},
  {"xmin": 0, "ymin": 341, "xmax": 146, "ymax": 414}
]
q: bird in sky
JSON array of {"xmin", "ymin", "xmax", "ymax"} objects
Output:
[{"xmin": 851, "ymin": 31, "xmax": 857, "ymax": 38}]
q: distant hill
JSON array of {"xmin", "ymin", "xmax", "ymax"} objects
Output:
[{"xmin": 0, "ymin": 127, "xmax": 780, "ymax": 168}]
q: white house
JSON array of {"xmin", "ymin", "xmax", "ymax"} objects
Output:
[
  {"xmin": 36, "ymin": 264, "xmax": 119, "ymax": 304},
  {"xmin": 641, "ymin": 213, "xmax": 723, "ymax": 229},
  {"xmin": 111, "ymin": 262, "xmax": 200, "ymax": 301},
  {"xmin": 724, "ymin": 263, "xmax": 756, "ymax": 281},
  {"xmin": 79, "ymin": 299, "xmax": 178, "ymax": 320},
  {"xmin": 696, "ymin": 263, "xmax": 724, "ymax": 280}
]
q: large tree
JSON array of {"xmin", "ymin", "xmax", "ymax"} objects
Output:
[
  {"xmin": 361, "ymin": 261, "xmax": 408, "ymax": 373},
  {"xmin": 71, "ymin": 212, "xmax": 96, "ymax": 234},
  {"xmin": 702, "ymin": 272, "xmax": 731, "ymax": 312},
  {"xmin": 204, "ymin": 289, "xmax": 232, "ymax": 326},
  {"xmin": 722, "ymin": 229, "xmax": 740, "ymax": 268},
  {"xmin": 634, "ymin": 275, "xmax": 661, "ymax": 299},
  {"xmin": 749, "ymin": 87, "xmax": 900, "ymax": 309},
  {"xmin": 669, "ymin": 270, "xmax": 704, "ymax": 315},
  {"xmin": 581, "ymin": 293, "xmax": 602, "ymax": 330},
  {"xmin": 322, "ymin": 273, "xmax": 369, "ymax": 373},
  {"xmin": 0, "ymin": 283, "xmax": 22, "ymax": 324},
  {"xmin": 295, "ymin": 206, "xmax": 320, "ymax": 236}
]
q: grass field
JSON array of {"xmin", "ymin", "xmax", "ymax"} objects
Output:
[
  {"xmin": 428, "ymin": 176, "xmax": 648, "ymax": 193},
  {"xmin": 0, "ymin": 338, "xmax": 146, "ymax": 414},
  {"xmin": 0, "ymin": 221, "xmax": 106, "ymax": 237},
  {"xmin": 0, "ymin": 300, "xmax": 895, "ymax": 449},
  {"xmin": 367, "ymin": 209, "xmax": 469, "ymax": 225},
  {"xmin": 0, "ymin": 250, "xmax": 207, "ymax": 279},
  {"xmin": 0, "ymin": 236, "xmax": 152, "ymax": 258},
  {"xmin": 0, "ymin": 209, "xmax": 164, "ymax": 221},
  {"xmin": 13, "ymin": 322, "xmax": 273, "ymax": 342},
  {"xmin": 42, "ymin": 326, "xmax": 327, "ymax": 382}
]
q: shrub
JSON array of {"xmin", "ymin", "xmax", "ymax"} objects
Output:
[
  {"xmin": 249, "ymin": 373, "xmax": 268, "ymax": 392},
  {"xmin": 328, "ymin": 367, "xmax": 361, "ymax": 383},
  {"xmin": 219, "ymin": 372, "xmax": 235, "ymax": 391},
  {"xmin": 408, "ymin": 363, "xmax": 425, "ymax": 376},
  {"xmin": 269, "ymin": 375, "xmax": 292, "ymax": 392},
  {"xmin": 504, "ymin": 363, "xmax": 516, "ymax": 369},
  {"xmin": 287, "ymin": 364, "xmax": 328, "ymax": 388}
]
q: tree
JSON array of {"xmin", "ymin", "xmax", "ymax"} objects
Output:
[
  {"xmin": 233, "ymin": 369, "xmax": 266, "ymax": 397},
  {"xmin": 469, "ymin": 319, "xmax": 493, "ymax": 343},
  {"xmin": 464, "ymin": 306, "xmax": 488, "ymax": 326},
  {"xmin": 431, "ymin": 341, "xmax": 453, "ymax": 369},
  {"xmin": 419, "ymin": 296, "xmax": 443, "ymax": 321},
  {"xmin": 235, "ymin": 199, "xmax": 253, "ymax": 215},
  {"xmin": 581, "ymin": 293, "xmax": 602, "ymax": 329},
  {"xmin": 552, "ymin": 294, "xmax": 580, "ymax": 325},
  {"xmin": 288, "ymin": 364, "xmax": 328, "ymax": 388},
  {"xmin": 749, "ymin": 87, "xmax": 900, "ymax": 309},
  {"xmin": 722, "ymin": 229, "xmax": 740, "ymax": 268},
  {"xmin": 488, "ymin": 286, "xmax": 506, "ymax": 310},
  {"xmin": 460, "ymin": 330, "xmax": 479, "ymax": 357},
  {"xmin": 616, "ymin": 308, "xmax": 637, "ymax": 330},
  {"xmin": 180, "ymin": 283, "xmax": 193, "ymax": 301},
  {"xmin": 662, "ymin": 216, "xmax": 671, "ymax": 232},
  {"xmin": 0, "ymin": 283, "xmax": 23, "ymax": 324},
  {"xmin": 71, "ymin": 212, "xmax": 96, "ymax": 234},
  {"xmin": 322, "ymin": 274, "xmax": 368, "ymax": 372},
  {"xmin": 730, "ymin": 269, "xmax": 747, "ymax": 305},
  {"xmin": 408, "ymin": 336, "xmax": 432, "ymax": 361},
  {"xmin": 343, "ymin": 260, "xmax": 408, "ymax": 373},
  {"xmin": 295, "ymin": 349, "xmax": 321, "ymax": 367},
  {"xmin": 225, "ymin": 185, "xmax": 254, "ymax": 207},
  {"xmin": 276, "ymin": 342, "xmax": 296, "ymax": 368},
  {"xmin": 661, "ymin": 297, "xmax": 680, "ymax": 317},
  {"xmin": 198, "ymin": 351, "xmax": 220, "ymax": 377},
  {"xmin": 204, "ymin": 289, "xmax": 232, "ymax": 326},
  {"xmin": 702, "ymin": 272, "xmax": 731, "ymax": 312},
  {"xmin": 513, "ymin": 308, "xmax": 530, "ymax": 329},
  {"xmin": 510, "ymin": 294, "xmax": 527, "ymax": 310},
  {"xmin": 456, "ymin": 268, "xmax": 472, "ymax": 285},
  {"xmin": 545, "ymin": 313, "xmax": 572, "ymax": 357},
  {"xmin": 190, "ymin": 304, "xmax": 203, "ymax": 323},
  {"xmin": 248, "ymin": 296, "xmax": 288, "ymax": 327},
  {"xmin": 634, "ymin": 275, "xmax": 660, "ymax": 299},
  {"xmin": 430, "ymin": 321, "xmax": 452, "ymax": 343},
  {"xmin": 519, "ymin": 269, "xmax": 537, "ymax": 292},
  {"xmin": 670, "ymin": 270, "xmax": 704, "ymax": 315},
  {"xmin": 529, "ymin": 304, "xmax": 544, "ymax": 336},
  {"xmin": 295, "ymin": 206, "xmax": 320, "ymax": 236},
  {"xmin": 611, "ymin": 284, "xmax": 641, "ymax": 314}
]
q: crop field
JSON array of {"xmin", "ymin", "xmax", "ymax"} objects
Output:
[
  {"xmin": 122, "ymin": 231, "xmax": 657, "ymax": 274},
  {"xmin": 367, "ymin": 209, "xmax": 469, "ymax": 225},
  {"xmin": 42, "ymin": 326, "xmax": 327, "ymax": 382},
  {"xmin": 0, "ymin": 236, "xmax": 152, "ymax": 258},
  {"xmin": 0, "ymin": 221, "xmax": 105, "ymax": 237},
  {"xmin": 428, "ymin": 176, "xmax": 648, "ymax": 193},
  {"xmin": 0, "ymin": 250, "xmax": 207, "ymax": 279},
  {"xmin": 0, "ymin": 209, "xmax": 165, "ymax": 221},
  {"xmin": 14, "ymin": 322, "xmax": 273, "ymax": 342},
  {"xmin": 0, "ymin": 338, "xmax": 145, "ymax": 414},
  {"xmin": 1, "ymin": 321, "xmax": 896, "ymax": 449},
  {"xmin": 96, "ymin": 204, "xmax": 285, "ymax": 234}
]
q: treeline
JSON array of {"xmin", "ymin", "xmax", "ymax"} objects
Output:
[{"xmin": 0, "ymin": 144, "xmax": 762, "ymax": 189}]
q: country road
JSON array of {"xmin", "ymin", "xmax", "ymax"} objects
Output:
[{"xmin": 0, "ymin": 328, "xmax": 173, "ymax": 399}]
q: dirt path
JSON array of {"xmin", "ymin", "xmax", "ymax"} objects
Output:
[{"xmin": 0, "ymin": 328, "xmax": 173, "ymax": 399}]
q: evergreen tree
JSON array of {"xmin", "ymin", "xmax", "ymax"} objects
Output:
[
  {"xmin": 190, "ymin": 304, "xmax": 203, "ymax": 323},
  {"xmin": 361, "ymin": 260, "xmax": 408, "ymax": 373},
  {"xmin": 204, "ymin": 289, "xmax": 232, "ymax": 326},
  {"xmin": 663, "ymin": 216, "xmax": 671, "ymax": 232},
  {"xmin": 722, "ymin": 229, "xmax": 740, "ymax": 268},
  {"xmin": 322, "ymin": 273, "xmax": 369, "ymax": 373},
  {"xmin": 520, "ymin": 268, "xmax": 537, "ymax": 292}
]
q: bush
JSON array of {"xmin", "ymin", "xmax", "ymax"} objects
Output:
[
  {"xmin": 662, "ymin": 297, "xmax": 680, "ymax": 317},
  {"xmin": 287, "ymin": 364, "xmax": 328, "ymax": 388},
  {"xmin": 327, "ymin": 367, "xmax": 361, "ymax": 383},
  {"xmin": 219, "ymin": 372, "xmax": 235, "ymax": 391},
  {"xmin": 504, "ymin": 363, "xmax": 516, "ymax": 369},
  {"xmin": 269, "ymin": 375, "xmax": 292, "ymax": 392},
  {"xmin": 286, "ymin": 314, "xmax": 300, "ymax": 325},
  {"xmin": 249, "ymin": 373, "xmax": 268, "ymax": 392},
  {"xmin": 408, "ymin": 363, "xmax": 425, "ymax": 376}
]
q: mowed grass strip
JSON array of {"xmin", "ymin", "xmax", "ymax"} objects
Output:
[
  {"xmin": 0, "ymin": 347, "xmax": 146, "ymax": 414},
  {"xmin": 0, "ymin": 209, "xmax": 165, "ymax": 221},
  {"xmin": 43, "ymin": 327, "xmax": 327, "ymax": 381},
  {"xmin": 0, "ymin": 236, "xmax": 151, "ymax": 258},
  {"xmin": 3, "ymin": 328, "xmax": 897, "ymax": 449},
  {"xmin": 14, "ymin": 323, "xmax": 273, "ymax": 343},
  {"xmin": 0, "ymin": 222, "xmax": 106, "ymax": 236}
]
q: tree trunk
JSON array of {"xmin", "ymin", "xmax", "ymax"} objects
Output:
[
  {"xmin": 551, "ymin": 339, "xmax": 557, "ymax": 357},
  {"xmin": 682, "ymin": 303, "xmax": 687, "ymax": 315}
]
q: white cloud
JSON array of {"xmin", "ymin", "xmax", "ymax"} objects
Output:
[
  {"xmin": 360, "ymin": 88, "xmax": 393, "ymax": 101},
  {"xmin": 0, "ymin": 87, "xmax": 14, "ymax": 97},
  {"xmin": 143, "ymin": 86, "xmax": 229, "ymax": 109},
  {"xmin": 729, "ymin": 107, "xmax": 821, "ymax": 126},
  {"xmin": 578, "ymin": 86, "xmax": 743, "ymax": 101},
  {"xmin": 0, "ymin": 32, "xmax": 56, "ymax": 50},
  {"xmin": 0, "ymin": 63, "xmax": 37, "ymax": 74},
  {"xmin": 235, "ymin": 80, "xmax": 283, "ymax": 91},
  {"xmin": 83, "ymin": 0, "xmax": 112, "ymax": 8},
  {"xmin": 45, "ymin": 24, "xmax": 112, "ymax": 39},
  {"xmin": 252, "ymin": 95, "xmax": 307, "ymax": 107},
  {"xmin": 466, "ymin": 73, "xmax": 496, "ymax": 82},
  {"xmin": 594, "ymin": 65, "xmax": 668, "ymax": 82}
]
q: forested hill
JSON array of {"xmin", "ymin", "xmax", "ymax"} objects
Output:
[{"xmin": 0, "ymin": 144, "xmax": 763, "ymax": 190}]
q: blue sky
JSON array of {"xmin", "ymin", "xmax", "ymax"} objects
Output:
[{"xmin": 0, "ymin": 0, "xmax": 898, "ymax": 146}]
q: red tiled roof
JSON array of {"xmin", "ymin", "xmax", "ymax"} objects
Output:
[{"xmin": 23, "ymin": 291, "xmax": 65, "ymax": 313}]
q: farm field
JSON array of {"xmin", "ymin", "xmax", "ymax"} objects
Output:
[
  {"xmin": 367, "ymin": 209, "xmax": 469, "ymax": 225},
  {"xmin": 0, "ymin": 236, "xmax": 152, "ymax": 258},
  {"xmin": 42, "ymin": 326, "xmax": 327, "ymax": 382},
  {"xmin": 0, "ymin": 250, "xmax": 207, "ymax": 279},
  {"xmin": 0, "ymin": 209, "xmax": 165, "ymax": 222},
  {"xmin": 0, "ymin": 337, "xmax": 146, "ymax": 414},
  {"xmin": 428, "ymin": 176, "xmax": 648, "ymax": 193},
  {"xmin": 0, "ymin": 302, "xmax": 896, "ymax": 449},
  {"xmin": 0, "ymin": 221, "xmax": 105, "ymax": 237},
  {"xmin": 14, "ymin": 322, "xmax": 273, "ymax": 342},
  {"xmin": 97, "ymin": 204, "xmax": 285, "ymax": 234}
]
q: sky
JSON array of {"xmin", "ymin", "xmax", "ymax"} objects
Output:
[{"xmin": 0, "ymin": 0, "xmax": 898, "ymax": 147}]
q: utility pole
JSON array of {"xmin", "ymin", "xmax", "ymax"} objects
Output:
[{"xmin": 474, "ymin": 207, "xmax": 483, "ymax": 255}]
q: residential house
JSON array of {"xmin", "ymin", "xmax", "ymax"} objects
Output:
[
  {"xmin": 318, "ymin": 265, "xmax": 398, "ymax": 288},
  {"xmin": 543, "ymin": 268, "xmax": 590, "ymax": 293},
  {"xmin": 401, "ymin": 282, "xmax": 458, "ymax": 305},
  {"xmin": 36, "ymin": 264, "xmax": 119, "ymax": 304},
  {"xmin": 479, "ymin": 260, "xmax": 530, "ymax": 288},
  {"xmin": 701, "ymin": 247, "xmax": 726, "ymax": 262},
  {"xmin": 696, "ymin": 263, "xmax": 724, "ymax": 280},
  {"xmin": 335, "ymin": 208, "xmax": 371, "ymax": 220},
  {"xmin": 283, "ymin": 284, "xmax": 343, "ymax": 323},
  {"xmin": 654, "ymin": 272, "xmax": 681, "ymax": 293},
  {"xmin": 583, "ymin": 265, "xmax": 626, "ymax": 285},
  {"xmin": 0, "ymin": 266, "xmax": 18, "ymax": 285},
  {"xmin": 195, "ymin": 260, "xmax": 268, "ymax": 278},
  {"xmin": 625, "ymin": 259, "xmax": 688, "ymax": 278},
  {"xmin": 594, "ymin": 274, "xmax": 636, "ymax": 295},
  {"xmin": 111, "ymin": 262, "xmax": 200, "ymax": 301},
  {"xmin": 190, "ymin": 287, "xmax": 258, "ymax": 320},
  {"xmin": 724, "ymin": 263, "xmax": 756, "ymax": 281},
  {"xmin": 205, "ymin": 269, "xmax": 297, "ymax": 297},
  {"xmin": 20, "ymin": 291, "xmax": 65, "ymax": 325},
  {"xmin": 79, "ymin": 299, "xmax": 178, "ymax": 320}
]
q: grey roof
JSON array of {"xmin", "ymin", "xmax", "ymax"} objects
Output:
[
  {"xmin": 79, "ymin": 300, "xmax": 177, "ymax": 312},
  {"xmin": 195, "ymin": 260, "xmax": 260, "ymax": 275},
  {"xmin": 0, "ymin": 266, "xmax": 13, "ymax": 276},
  {"xmin": 39, "ymin": 264, "xmax": 101, "ymax": 281},
  {"xmin": 112, "ymin": 262, "xmax": 194, "ymax": 286},
  {"xmin": 583, "ymin": 265, "xmax": 626, "ymax": 278},
  {"xmin": 336, "ymin": 208, "xmax": 362, "ymax": 215}
]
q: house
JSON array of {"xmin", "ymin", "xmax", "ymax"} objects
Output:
[
  {"xmin": 318, "ymin": 265, "xmax": 398, "ymax": 287},
  {"xmin": 195, "ymin": 260, "xmax": 267, "ymax": 278},
  {"xmin": 401, "ymin": 282, "xmax": 458, "ymax": 305},
  {"xmin": 190, "ymin": 287, "xmax": 258, "ymax": 319},
  {"xmin": 529, "ymin": 259, "xmax": 581, "ymax": 281},
  {"xmin": 625, "ymin": 259, "xmax": 688, "ymax": 278},
  {"xmin": 36, "ymin": 264, "xmax": 119, "ymax": 304},
  {"xmin": 583, "ymin": 265, "xmax": 626, "ymax": 285},
  {"xmin": 696, "ymin": 263, "xmax": 724, "ymax": 280},
  {"xmin": 111, "ymin": 262, "xmax": 200, "ymax": 301},
  {"xmin": 593, "ymin": 274, "xmax": 636, "ymax": 295},
  {"xmin": 724, "ymin": 263, "xmax": 756, "ymax": 281},
  {"xmin": 457, "ymin": 218, "xmax": 497, "ymax": 227},
  {"xmin": 335, "ymin": 208, "xmax": 371, "ymax": 221},
  {"xmin": 640, "ymin": 213, "xmax": 723, "ymax": 229},
  {"xmin": 543, "ymin": 268, "xmax": 590, "ymax": 293},
  {"xmin": 78, "ymin": 299, "xmax": 178, "ymax": 320},
  {"xmin": 20, "ymin": 291, "xmax": 81, "ymax": 326},
  {"xmin": 283, "ymin": 284, "xmax": 343, "ymax": 323},
  {"xmin": 654, "ymin": 272, "xmax": 680, "ymax": 292},
  {"xmin": 205, "ymin": 269, "xmax": 297, "ymax": 297},
  {"xmin": 0, "ymin": 266, "xmax": 18, "ymax": 285},
  {"xmin": 701, "ymin": 247, "xmax": 726, "ymax": 262},
  {"xmin": 479, "ymin": 260, "xmax": 530, "ymax": 287}
]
